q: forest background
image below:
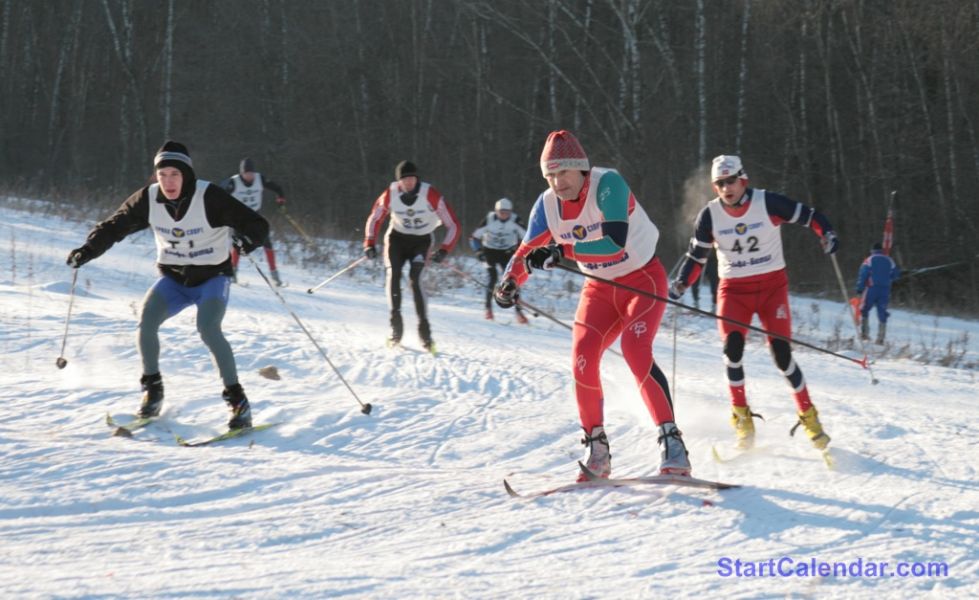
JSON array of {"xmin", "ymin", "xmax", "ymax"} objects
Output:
[{"xmin": 2, "ymin": 0, "xmax": 976, "ymax": 312}]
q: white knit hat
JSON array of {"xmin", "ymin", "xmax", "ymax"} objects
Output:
[{"xmin": 710, "ymin": 155, "xmax": 747, "ymax": 181}]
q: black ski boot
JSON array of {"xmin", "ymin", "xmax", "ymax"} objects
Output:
[
  {"xmin": 138, "ymin": 373, "xmax": 164, "ymax": 418},
  {"xmin": 388, "ymin": 310, "xmax": 404, "ymax": 347},
  {"xmin": 419, "ymin": 319, "xmax": 435, "ymax": 353},
  {"xmin": 222, "ymin": 383, "xmax": 253, "ymax": 430}
]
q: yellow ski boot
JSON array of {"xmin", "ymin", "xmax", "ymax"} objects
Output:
[
  {"xmin": 792, "ymin": 406, "xmax": 831, "ymax": 450},
  {"xmin": 730, "ymin": 405, "xmax": 763, "ymax": 450}
]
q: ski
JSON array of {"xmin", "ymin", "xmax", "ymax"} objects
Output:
[
  {"xmin": 711, "ymin": 444, "xmax": 767, "ymax": 463},
  {"xmin": 578, "ymin": 462, "xmax": 740, "ymax": 490},
  {"xmin": 504, "ymin": 465, "xmax": 740, "ymax": 498},
  {"xmin": 503, "ymin": 478, "xmax": 616, "ymax": 498},
  {"xmin": 106, "ymin": 412, "xmax": 157, "ymax": 437},
  {"xmin": 174, "ymin": 422, "xmax": 278, "ymax": 447},
  {"xmin": 712, "ymin": 444, "xmax": 834, "ymax": 469}
]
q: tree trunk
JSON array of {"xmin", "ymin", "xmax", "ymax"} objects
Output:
[{"xmin": 735, "ymin": 0, "xmax": 751, "ymax": 154}]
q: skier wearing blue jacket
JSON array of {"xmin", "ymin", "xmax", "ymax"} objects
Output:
[{"xmin": 856, "ymin": 242, "xmax": 900, "ymax": 344}]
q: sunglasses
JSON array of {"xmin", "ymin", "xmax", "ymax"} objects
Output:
[{"xmin": 713, "ymin": 175, "xmax": 741, "ymax": 188}]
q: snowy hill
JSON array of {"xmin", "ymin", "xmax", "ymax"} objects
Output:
[{"xmin": 1, "ymin": 199, "xmax": 977, "ymax": 599}]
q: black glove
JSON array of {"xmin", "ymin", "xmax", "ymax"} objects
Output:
[
  {"xmin": 475, "ymin": 249, "xmax": 487, "ymax": 262},
  {"xmin": 668, "ymin": 279, "xmax": 687, "ymax": 301},
  {"xmin": 526, "ymin": 244, "xmax": 562, "ymax": 272},
  {"xmin": 494, "ymin": 278, "xmax": 520, "ymax": 309},
  {"xmin": 365, "ymin": 245, "xmax": 377, "ymax": 260},
  {"xmin": 232, "ymin": 234, "xmax": 260, "ymax": 255},
  {"xmin": 66, "ymin": 246, "xmax": 94, "ymax": 269},
  {"xmin": 432, "ymin": 248, "xmax": 447, "ymax": 264},
  {"xmin": 821, "ymin": 231, "xmax": 839, "ymax": 255}
]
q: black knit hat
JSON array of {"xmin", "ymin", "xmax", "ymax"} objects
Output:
[
  {"xmin": 154, "ymin": 141, "xmax": 193, "ymax": 172},
  {"xmin": 395, "ymin": 160, "xmax": 417, "ymax": 180},
  {"xmin": 872, "ymin": 242, "xmax": 883, "ymax": 252},
  {"xmin": 240, "ymin": 157, "xmax": 255, "ymax": 174},
  {"xmin": 153, "ymin": 140, "xmax": 196, "ymax": 195}
]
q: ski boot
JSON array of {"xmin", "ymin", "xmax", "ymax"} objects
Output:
[
  {"xmin": 270, "ymin": 269, "xmax": 284, "ymax": 287},
  {"xmin": 730, "ymin": 404, "xmax": 764, "ymax": 450},
  {"xmin": 875, "ymin": 322, "xmax": 887, "ymax": 345},
  {"xmin": 791, "ymin": 405, "xmax": 830, "ymax": 450},
  {"xmin": 222, "ymin": 383, "xmax": 253, "ymax": 430},
  {"xmin": 657, "ymin": 422, "xmax": 691, "ymax": 476},
  {"xmin": 387, "ymin": 311, "xmax": 404, "ymax": 347},
  {"xmin": 419, "ymin": 319, "xmax": 436, "ymax": 354},
  {"xmin": 860, "ymin": 318, "xmax": 870, "ymax": 341},
  {"xmin": 515, "ymin": 310, "xmax": 529, "ymax": 325},
  {"xmin": 577, "ymin": 426, "xmax": 611, "ymax": 482},
  {"xmin": 138, "ymin": 373, "xmax": 164, "ymax": 418}
]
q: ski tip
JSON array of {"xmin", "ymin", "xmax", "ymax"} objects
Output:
[{"xmin": 503, "ymin": 479, "xmax": 521, "ymax": 498}]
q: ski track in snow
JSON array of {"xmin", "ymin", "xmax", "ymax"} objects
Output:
[{"xmin": 1, "ymin": 200, "xmax": 978, "ymax": 598}]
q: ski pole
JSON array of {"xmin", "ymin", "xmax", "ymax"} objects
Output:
[
  {"xmin": 279, "ymin": 207, "xmax": 317, "ymax": 249},
  {"xmin": 442, "ymin": 261, "xmax": 624, "ymax": 358},
  {"xmin": 246, "ymin": 254, "xmax": 373, "ymax": 415},
  {"xmin": 55, "ymin": 269, "xmax": 78, "ymax": 369},
  {"xmin": 307, "ymin": 256, "xmax": 367, "ymax": 294},
  {"xmin": 553, "ymin": 263, "xmax": 871, "ymax": 369},
  {"xmin": 666, "ymin": 261, "xmax": 682, "ymax": 402},
  {"xmin": 829, "ymin": 254, "xmax": 879, "ymax": 384}
]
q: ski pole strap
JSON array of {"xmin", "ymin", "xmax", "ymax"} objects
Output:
[{"xmin": 554, "ymin": 263, "xmax": 868, "ymax": 368}]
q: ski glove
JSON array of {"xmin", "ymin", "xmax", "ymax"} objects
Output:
[
  {"xmin": 364, "ymin": 245, "xmax": 377, "ymax": 260},
  {"xmin": 232, "ymin": 234, "xmax": 260, "ymax": 255},
  {"xmin": 66, "ymin": 246, "xmax": 93, "ymax": 269},
  {"xmin": 526, "ymin": 244, "xmax": 562, "ymax": 272},
  {"xmin": 431, "ymin": 248, "xmax": 448, "ymax": 263},
  {"xmin": 668, "ymin": 279, "xmax": 686, "ymax": 300},
  {"xmin": 821, "ymin": 230, "xmax": 839, "ymax": 255},
  {"xmin": 494, "ymin": 278, "xmax": 520, "ymax": 309}
]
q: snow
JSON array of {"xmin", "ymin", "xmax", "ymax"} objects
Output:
[{"xmin": 1, "ymin": 199, "xmax": 977, "ymax": 599}]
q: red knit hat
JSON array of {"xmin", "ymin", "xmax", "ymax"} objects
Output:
[{"xmin": 540, "ymin": 130, "xmax": 589, "ymax": 176}]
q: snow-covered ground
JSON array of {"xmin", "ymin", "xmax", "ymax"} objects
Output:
[{"xmin": 1, "ymin": 198, "xmax": 977, "ymax": 599}]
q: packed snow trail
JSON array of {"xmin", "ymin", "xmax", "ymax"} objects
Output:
[{"xmin": 1, "ymin": 200, "xmax": 977, "ymax": 598}]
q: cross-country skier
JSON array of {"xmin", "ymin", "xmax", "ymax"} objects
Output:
[
  {"xmin": 494, "ymin": 130, "xmax": 691, "ymax": 481},
  {"xmin": 670, "ymin": 155, "xmax": 839, "ymax": 451},
  {"xmin": 469, "ymin": 197, "xmax": 529, "ymax": 323},
  {"xmin": 66, "ymin": 141, "xmax": 269, "ymax": 430},
  {"xmin": 856, "ymin": 242, "xmax": 900, "ymax": 344},
  {"xmin": 363, "ymin": 160, "xmax": 461, "ymax": 352},
  {"xmin": 222, "ymin": 157, "xmax": 287, "ymax": 286}
]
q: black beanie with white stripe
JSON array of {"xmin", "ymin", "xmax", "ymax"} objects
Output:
[{"xmin": 153, "ymin": 140, "xmax": 196, "ymax": 196}]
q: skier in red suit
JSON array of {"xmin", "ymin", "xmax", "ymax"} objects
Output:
[{"xmin": 495, "ymin": 130, "xmax": 691, "ymax": 481}]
